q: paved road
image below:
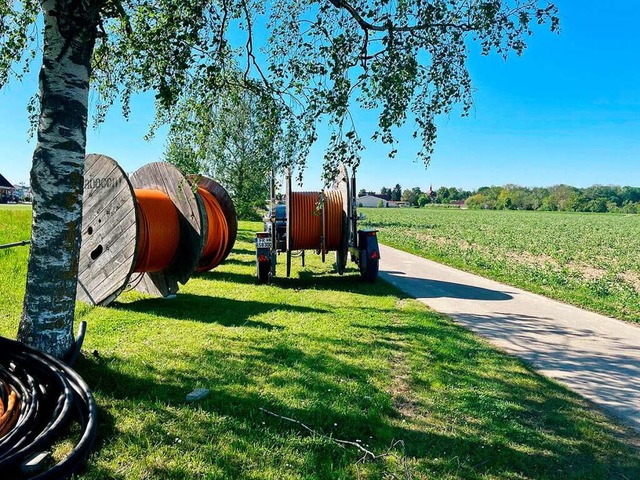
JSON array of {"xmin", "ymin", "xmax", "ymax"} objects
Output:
[{"xmin": 379, "ymin": 244, "xmax": 640, "ymax": 433}]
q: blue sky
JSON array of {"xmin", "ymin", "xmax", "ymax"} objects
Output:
[{"xmin": 1, "ymin": 1, "xmax": 639, "ymax": 192}]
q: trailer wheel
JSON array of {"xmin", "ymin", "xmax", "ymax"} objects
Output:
[
  {"xmin": 258, "ymin": 261, "xmax": 271, "ymax": 284},
  {"xmin": 335, "ymin": 248, "xmax": 346, "ymax": 275},
  {"xmin": 359, "ymin": 256, "xmax": 379, "ymax": 283}
]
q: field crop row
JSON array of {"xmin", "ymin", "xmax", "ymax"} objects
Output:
[{"xmin": 362, "ymin": 208, "xmax": 640, "ymax": 322}]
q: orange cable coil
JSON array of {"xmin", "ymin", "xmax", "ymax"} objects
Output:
[
  {"xmin": 0, "ymin": 384, "xmax": 18, "ymax": 439},
  {"xmin": 133, "ymin": 189, "xmax": 181, "ymax": 273},
  {"xmin": 290, "ymin": 190, "xmax": 343, "ymax": 252},
  {"xmin": 196, "ymin": 187, "xmax": 230, "ymax": 272}
]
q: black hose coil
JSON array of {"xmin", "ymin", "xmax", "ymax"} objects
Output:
[{"xmin": 0, "ymin": 336, "xmax": 97, "ymax": 479}]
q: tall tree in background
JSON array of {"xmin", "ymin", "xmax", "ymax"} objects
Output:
[
  {"xmin": 165, "ymin": 86, "xmax": 286, "ymax": 220},
  {"xmin": 392, "ymin": 184, "xmax": 403, "ymax": 201},
  {"xmin": 402, "ymin": 187, "xmax": 423, "ymax": 206},
  {"xmin": 1, "ymin": 0, "xmax": 559, "ymax": 356}
]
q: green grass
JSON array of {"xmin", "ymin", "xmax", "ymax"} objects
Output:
[
  {"xmin": 0, "ymin": 204, "xmax": 32, "ymax": 328},
  {"xmin": 1, "ymin": 209, "xmax": 639, "ymax": 478},
  {"xmin": 362, "ymin": 208, "xmax": 640, "ymax": 322}
]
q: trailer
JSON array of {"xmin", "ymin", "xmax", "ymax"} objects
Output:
[{"xmin": 255, "ymin": 166, "xmax": 379, "ymax": 283}]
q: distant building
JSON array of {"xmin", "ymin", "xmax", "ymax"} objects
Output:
[
  {"xmin": 428, "ymin": 184, "xmax": 437, "ymax": 200},
  {"xmin": 14, "ymin": 183, "xmax": 32, "ymax": 201},
  {"xmin": 358, "ymin": 194, "xmax": 391, "ymax": 208},
  {"xmin": 357, "ymin": 194, "xmax": 414, "ymax": 208},
  {"xmin": 0, "ymin": 173, "xmax": 15, "ymax": 203},
  {"xmin": 365, "ymin": 191, "xmax": 389, "ymax": 199}
]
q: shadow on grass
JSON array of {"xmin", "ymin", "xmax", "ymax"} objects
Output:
[
  {"xmin": 76, "ymin": 302, "xmax": 640, "ymax": 479},
  {"xmin": 220, "ymin": 257, "xmax": 255, "ymax": 267},
  {"xmin": 195, "ymin": 269, "xmax": 258, "ymax": 285},
  {"xmin": 112, "ymin": 293, "xmax": 326, "ymax": 329},
  {"xmin": 270, "ymin": 269, "xmax": 387, "ymax": 297},
  {"xmin": 199, "ymin": 260, "xmax": 387, "ymax": 293},
  {"xmin": 78, "ymin": 341, "xmax": 394, "ymax": 478},
  {"xmin": 229, "ymin": 247, "xmax": 255, "ymax": 256}
]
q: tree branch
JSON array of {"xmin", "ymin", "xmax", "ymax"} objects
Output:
[
  {"xmin": 260, "ymin": 407, "xmax": 380, "ymax": 461},
  {"xmin": 326, "ymin": 0, "xmax": 473, "ymax": 33}
]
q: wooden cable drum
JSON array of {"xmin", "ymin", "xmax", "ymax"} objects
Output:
[
  {"xmin": 77, "ymin": 155, "xmax": 204, "ymax": 305},
  {"xmin": 77, "ymin": 155, "xmax": 238, "ymax": 305},
  {"xmin": 189, "ymin": 175, "xmax": 238, "ymax": 272},
  {"xmin": 129, "ymin": 162, "xmax": 203, "ymax": 298},
  {"xmin": 77, "ymin": 154, "xmax": 139, "ymax": 306}
]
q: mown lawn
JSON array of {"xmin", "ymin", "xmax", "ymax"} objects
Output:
[
  {"xmin": 0, "ymin": 205, "xmax": 31, "ymax": 323},
  {"xmin": 1, "ymin": 208, "xmax": 639, "ymax": 479},
  {"xmin": 362, "ymin": 207, "xmax": 640, "ymax": 323}
]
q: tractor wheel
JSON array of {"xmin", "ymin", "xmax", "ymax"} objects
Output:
[{"xmin": 335, "ymin": 248, "xmax": 347, "ymax": 275}]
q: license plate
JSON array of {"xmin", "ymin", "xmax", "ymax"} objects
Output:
[{"xmin": 256, "ymin": 237, "xmax": 271, "ymax": 249}]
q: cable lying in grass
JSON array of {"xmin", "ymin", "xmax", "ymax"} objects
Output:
[
  {"xmin": 0, "ymin": 336, "xmax": 97, "ymax": 479},
  {"xmin": 0, "ymin": 240, "xmax": 30, "ymax": 251}
]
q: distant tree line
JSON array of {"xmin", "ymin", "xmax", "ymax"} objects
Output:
[
  {"xmin": 361, "ymin": 184, "xmax": 472, "ymax": 206},
  {"xmin": 465, "ymin": 185, "xmax": 640, "ymax": 213},
  {"xmin": 361, "ymin": 184, "xmax": 640, "ymax": 213}
]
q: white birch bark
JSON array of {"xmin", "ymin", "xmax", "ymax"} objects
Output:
[{"xmin": 17, "ymin": 0, "xmax": 98, "ymax": 358}]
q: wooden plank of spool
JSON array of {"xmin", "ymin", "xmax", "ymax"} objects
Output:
[
  {"xmin": 333, "ymin": 164, "xmax": 350, "ymax": 274},
  {"xmin": 82, "ymin": 235, "xmax": 135, "ymax": 288},
  {"xmin": 129, "ymin": 162, "xmax": 204, "ymax": 297},
  {"xmin": 188, "ymin": 175, "xmax": 238, "ymax": 265},
  {"xmin": 77, "ymin": 154, "xmax": 138, "ymax": 306}
]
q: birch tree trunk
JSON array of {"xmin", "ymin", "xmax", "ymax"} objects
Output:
[{"xmin": 17, "ymin": 0, "xmax": 98, "ymax": 358}]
